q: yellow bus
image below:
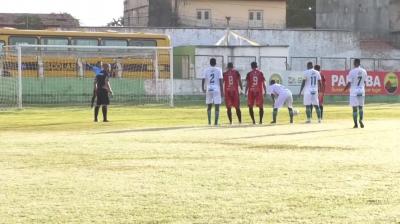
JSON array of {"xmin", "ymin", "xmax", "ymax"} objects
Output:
[{"xmin": 0, "ymin": 28, "xmax": 171, "ymax": 78}]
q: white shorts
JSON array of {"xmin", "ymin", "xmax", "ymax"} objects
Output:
[
  {"xmin": 206, "ymin": 91, "xmax": 222, "ymax": 105},
  {"xmin": 274, "ymin": 94, "xmax": 293, "ymax": 109},
  {"xmin": 303, "ymin": 93, "xmax": 319, "ymax": 106},
  {"xmin": 349, "ymin": 96, "xmax": 365, "ymax": 107}
]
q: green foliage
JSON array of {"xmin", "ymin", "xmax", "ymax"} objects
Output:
[
  {"xmin": 287, "ymin": 0, "xmax": 316, "ymax": 28},
  {"xmin": 14, "ymin": 15, "xmax": 45, "ymax": 30}
]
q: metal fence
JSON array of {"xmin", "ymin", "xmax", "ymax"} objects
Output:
[
  {"xmin": 173, "ymin": 55, "xmax": 400, "ymax": 79},
  {"xmin": 194, "ymin": 55, "xmax": 224, "ymax": 79}
]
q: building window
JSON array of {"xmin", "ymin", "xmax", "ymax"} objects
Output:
[
  {"xmin": 256, "ymin": 12, "xmax": 262, "ymax": 20},
  {"xmin": 204, "ymin": 11, "xmax": 209, "ymax": 20},
  {"xmin": 196, "ymin": 9, "xmax": 211, "ymax": 26},
  {"xmin": 249, "ymin": 10, "xmax": 263, "ymax": 28}
]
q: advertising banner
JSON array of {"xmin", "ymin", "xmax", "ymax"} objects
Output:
[{"xmin": 322, "ymin": 70, "xmax": 400, "ymax": 96}]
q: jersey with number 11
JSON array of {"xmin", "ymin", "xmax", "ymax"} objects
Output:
[
  {"xmin": 203, "ymin": 66, "xmax": 223, "ymax": 93},
  {"xmin": 303, "ymin": 69, "xmax": 321, "ymax": 94}
]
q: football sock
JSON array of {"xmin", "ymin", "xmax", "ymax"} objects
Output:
[
  {"xmin": 227, "ymin": 108, "xmax": 232, "ymax": 124},
  {"xmin": 310, "ymin": 106, "xmax": 313, "ymax": 118},
  {"xmin": 306, "ymin": 105, "xmax": 312, "ymax": 120},
  {"xmin": 215, "ymin": 104, "xmax": 220, "ymax": 125},
  {"xmin": 249, "ymin": 107, "xmax": 255, "ymax": 124},
  {"xmin": 358, "ymin": 106, "xmax": 364, "ymax": 121},
  {"xmin": 259, "ymin": 108, "xmax": 264, "ymax": 124},
  {"xmin": 102, "ymin": 106, "xmax": 108, "ymax": 121},
  {"xmin": 207, "ymin": 104, "xmax": 212, "ymax": 125},
  {"xmin": 352, "ymin": 107, "xmax": 358, "ymax": 126},
  {"xmin": 314, "ymin": 105, "xmax": 321, "ymax": 120},
  {"xmin": 94, "ymin": 106, "xmax": 100, "ymax": 121},
  {"xmin": 272, "ymin": 108, "xmax": 278, "ymax": 123},
  {"xmin": 288, "ymin": 108, "xmax": 293, "ymax": 123},
  {"xmin": 236, "ymin": 108, "xmax": 242, "ymax": 123},
  {"xmin": 320, "ymin": 105, "xmax": 324, "ymax": 119}
]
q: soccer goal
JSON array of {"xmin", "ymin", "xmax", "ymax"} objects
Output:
[{"xmin": 0, "ymin": 44, "xmax": 174, "ymax": 109}]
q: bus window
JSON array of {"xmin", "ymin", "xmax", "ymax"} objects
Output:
[
  {"xmin": 101, "ymin": 39, "xmax": 127, "ymax": 46},
  {"xmin": 9, "ymin": 36, "xmax": 38, "ymax": 45},
  {"xmin": 0, "ymin": 41, "xmax": 4, "ymax": 55},
  {"xmin": 71, "ymin": 38, "xmax": 98, "ymax": 51},
  {"xmin": 40, "ymin": 37, "xmax": 69, "ymax": 51},
  {"xmin": 129, "ymin": 40, "xmax": 157, "ymax": 47},
  {"xmin": 41, "ymin": 37, "xmax": 68, "ymax": 45}
]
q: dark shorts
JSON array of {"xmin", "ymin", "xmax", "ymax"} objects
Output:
[
  {"xmin": 248, "ymin": 91, "xmax": 264, "ymax": 108},
  {"xmin": 225, "ymin": 90, "xmax": 240, "ymax": 109},
  {"xmin": 319, "ymin": 94, "xmax": 324, "ymax": 105},
  {"xmin": 96, "ymin": 89, "xmax": 110, "ymax": 106}
]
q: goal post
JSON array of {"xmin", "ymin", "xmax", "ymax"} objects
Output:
[{"xmin": 0, "ymin": 44, "xmax": 174, "ymax": 109}]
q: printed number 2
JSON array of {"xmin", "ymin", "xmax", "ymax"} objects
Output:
[
  {"xmin": 311, "ymin": 76, "xmax": 317, "ymax": 86},
  {"xmin": 357, "ymin": 76, "xmax": 362, "ymax": 86},
  {"xmin": 210, "ymin": 73, "xmax": 215, "ymax": 84}
]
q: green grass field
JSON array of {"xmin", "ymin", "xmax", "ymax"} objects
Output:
[{"xmin": 1, "ymin": 104, "xmax": 400, "ymax": 223}]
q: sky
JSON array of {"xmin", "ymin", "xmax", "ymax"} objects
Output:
[{"xmin": 1, "ymin": 0, "xmax": 125, "ymax": 26}]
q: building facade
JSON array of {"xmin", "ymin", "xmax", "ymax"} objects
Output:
[
  {"xmin": 123, "ymin": 0, "xmax": 149, "ymax": 27},
  {"xmin": 316, "ymin": 0, "xmax": 396, "ymax": 37},
  {"xmin": 123, "ymin": 0, "xmax": 286, "ymax": 29}
]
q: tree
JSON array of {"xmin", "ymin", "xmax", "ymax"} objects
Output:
[
  {"xmin": 107, "ymin": 17, "xmax": 124, "ymax": 27},
  {"xmin": 14, "ymin": 15, "xmax": 45, "ymax": 30},
  {"xmin": 287, "ymin": 0, "xmax": 316, "ymax": 28}
]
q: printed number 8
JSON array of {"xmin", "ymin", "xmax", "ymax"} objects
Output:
[{"xmin": 253, "ymin": 76, "xmax": 258, "ymax": 86}]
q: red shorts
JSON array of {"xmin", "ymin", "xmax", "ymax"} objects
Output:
[
  {"xmin": 319, "ymin": 93, "xmax": 325, "ymax": 105},
  {"xmin": 248, "ymin": 91, "xmax": 264, "ymax": 108},
  {"xmin": 225, "ymin": 90, "xmax": 240, "ymax": 109}
]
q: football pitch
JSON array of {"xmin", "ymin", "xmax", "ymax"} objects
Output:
[{"xmin": 0, "ymin": 104, "xmax": 399, "ymax": 223}]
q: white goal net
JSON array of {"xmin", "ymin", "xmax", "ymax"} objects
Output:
[{"xmin": 0, "ymin": 44, "xmax": 174, "ymax": 109}]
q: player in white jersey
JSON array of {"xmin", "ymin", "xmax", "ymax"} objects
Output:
[
  {"xmin": 299, "ymin": 62, "xmax": 322, "ymax": 123},
  {"xmin": 268, "ymin": 80, "xmax": 294, "ymax": 124},
  {"xmin": 343, "ymin": 58, "xmax": 367, "ymax": 128},
  {"xmin": 202, "ymin": 58, "xmax": 223, "ymax": 125}
]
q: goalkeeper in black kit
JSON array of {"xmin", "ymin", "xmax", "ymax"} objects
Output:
[{"xmin": 89, "ymin": 62, "xmax": 113, "ymax": 122}]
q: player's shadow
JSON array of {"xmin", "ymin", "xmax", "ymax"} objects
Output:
[
  {"xmin": 100, "ymin": 126, "xmax": 203, "ymax": 134},
  {"xmin": 230, "ymin": 129, "xmax": 337, "ymax": 139}
]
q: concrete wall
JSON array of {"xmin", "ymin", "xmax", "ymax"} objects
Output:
[
  {"xmin": 81, "ymin": 27, "xmax": 363, "ymax": 57},
  {"xmin": 389, "ymin": 0, "xmax": 400, "ymax": 32},
  {"xmin": 123, "ymin": 0, "xmax": 149, "ymax": 26},
  {"xmin": 194, "ymin": 46, "xmax": 289, "ymax": 78},
  {"xmin": 77, "ymin": 27, "xmax": 400, "ymax": 59},
  {"xmin": 316, "ymin": 0, "xmax": 391, "ymax": 38}
]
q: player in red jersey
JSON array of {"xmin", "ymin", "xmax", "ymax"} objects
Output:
[
  {"xmin": 245, "ymin": 62, "xmax": 266, "ymax": 124},
  {"xmin": 314, "ymin": 65, "xmax": 326, "ymax": 120},
  {"xmin": 223, "ymin": 62, "xmax": 243, "ymax": 124}
]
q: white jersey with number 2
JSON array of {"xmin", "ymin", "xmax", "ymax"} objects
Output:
[
  {"xmin": 303, "ymin": 69, "xmax": 321, "ymax": 95},
  {"xmin": 203, "ymin": 66, "xmax": 223, "ymax": 93},
  {"xmin": 347, "ymin": 67, "xmax": 368, "ymax": 96}
]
